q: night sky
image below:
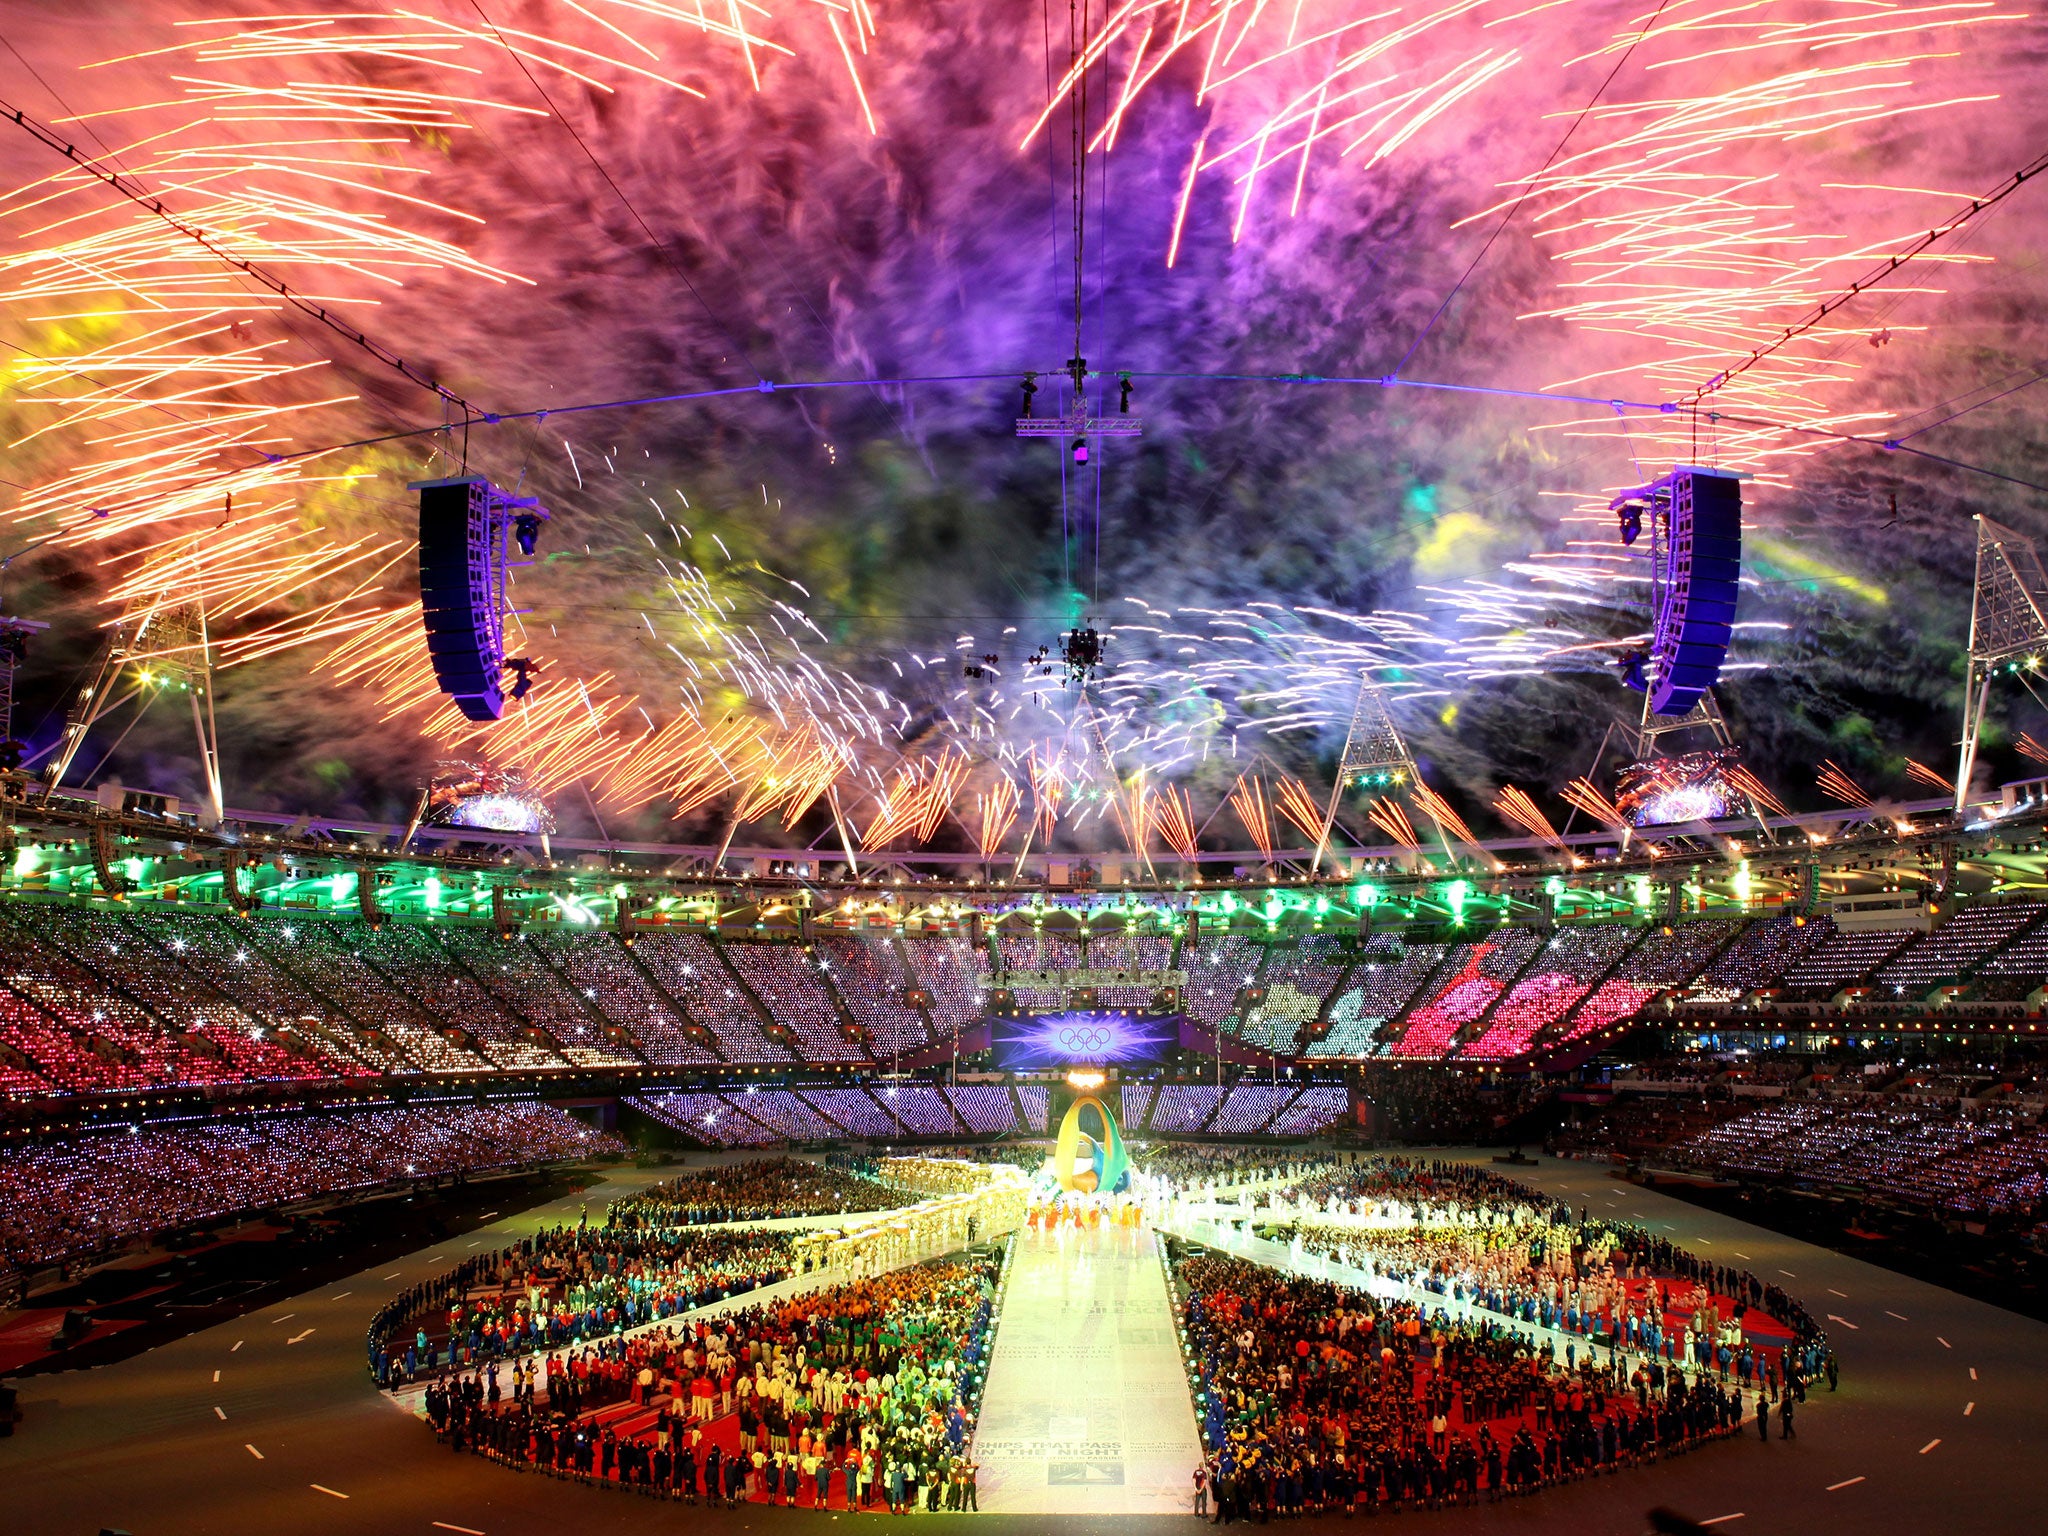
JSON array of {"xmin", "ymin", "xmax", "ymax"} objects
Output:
[{"xmin": 0, "ymin": 0, "xmax": 2043, "ymax": 848}]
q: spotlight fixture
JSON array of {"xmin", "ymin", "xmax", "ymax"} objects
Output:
[{"xmin": 513, "ymin": 512, "xmax": 545, "ymax": 557}]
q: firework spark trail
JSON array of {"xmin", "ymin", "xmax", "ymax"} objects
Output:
[
  {"xmin": 1367, "ymin": 795, "xmax": 1420, "ymax": 847},
  {"xmin": 1227, "ymin": 771, "xmax": 1275, "ymax": 858},
  {"xmin": 1039, "ymin": 0, "xmax": 2023, "ymax": 511},
  {"xmin": 1149, "ymin": 782, "xmax": 1201, "ymax": 861},
  {"xmin": 1723, "ymin": 762, "xmax": 1788, "ymax": 817},
  {"xmin": 1560, "ymin": 773, "xmax": 1629, "ymax": 833},
  {"xmin": 0, "ymin": 4, "xmax": 905, "ymax": 820},
  {"xmin": 1816, "ymin": 757, "xmax": 1873, "ymax": 807},
  {"xmin": 1411, "ymin": 779, "xmax": 1476, "ymax": 844},
  {"xmin": 973, "ymin": 774, "xmax": 1021, "ymax": 858},
  {"xmin": 2016, "ymin": 733, "xmax": 2048, "ymax": 769},
  {"xmin": 1273, "ymin": 773, "xmax": 1328, "ymax": 847},
  {"xmin": 1903, "ymin": 757, "xmax": 1954, "ymax": 795},
  {"xmin": 0, "ymin": 2, "xmax": 2002, "ymax": 843},
  {"xmin": 1492, "ymin": 783, "xmax": 1564, "ymax": 847}
]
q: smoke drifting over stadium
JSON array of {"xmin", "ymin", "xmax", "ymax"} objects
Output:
[{"xmin": 1, "ymin": 1, "xmax": 2043, "ymax": 846}]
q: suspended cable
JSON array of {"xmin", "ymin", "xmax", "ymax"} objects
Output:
[
  {"xmin": 0, "ymin": 96, "xmax": 489, "ymax": 420},
  {"xmin": 464, "ymin": 0, "xmax": 766, "ymax": 387},
  {"xmin": 1687, "ymin": 144, "xmax": 2048, "ymax": 405},
  {"xmin": 1389, "ymin": 0, "xmax": 1676, "ymax": 379}
]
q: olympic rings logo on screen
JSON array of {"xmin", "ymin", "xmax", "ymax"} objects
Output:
[{"xmin": 1054, "ymin": 1024, "xmax": 1116, "ymax": 1053}]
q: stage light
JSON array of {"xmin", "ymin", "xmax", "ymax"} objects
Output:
[{"xmin": 1071, "ymin": 437, "xmax": 1089, "ymax": 465}]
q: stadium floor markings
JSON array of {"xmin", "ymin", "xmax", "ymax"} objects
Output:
[
  {"xmin": 213, "ymin": 1406, "xmax": 226, "ymax": 1420},
  {"xmin": 245, "ymin": 1445, "xmax": 263, "ymax": 1460},
  {"xmin": 1969, "ymin": 1366, "xmax": 1978, "ymax": 1379},
  {"xmin": 311, "ymin": 1484, "xmax": 350, "ymax": 1499},
  {"xmin": 1919, "ymin": 1439, "xmax": 1942, "ymax": 1455},
  {"xmin": 1827, "ymin": 1477, "xmax": 1866, "ymax": 1491},
  {"xmin": 1778, "ymin": 1270, "xmax": 1797, "ymax": 1279},
  {"xmin": 384, "ymin": 1271, "xmax": 403, "ymax": 1281},
  {"xmin": 1733, "ymin": 1251, "xmax": 1752, "ymax": 1260},
  {"xmin": 1827, "ymin": 1288, "xmax": 1848, "ymax": 1298},
  {"xmin": 231, "ymin": 1340, "xmax": 243, "ymax": 1352},
  {"xmin": 271, "ymin": 1314, "xmax": 295, "ymax": 1324},
  {"xmin": 432, "ymin": 1523, "xmax": 485, "ymax": 1535},
  {"xmin": 1700, "ymin": 1514, "xmax": 1746, "ymax": 1526},
  {"xmin": 287, "ymin": 1329, "xmax": 316, "ymax": 1345},
  {"xmin": 1964, "ymin": 1401, "xmax": 1975, "ymax": 1416},
  {"xmin": 1938, "ymin": 1337, "xmax": 1952, "ymax": 1349},
  {"xmin": 331, "ymin": 1291, "xmax": 351, "ymax": 1300},
  {"xmin": 212, "ymin": 1370, "xmax": 220, "ymax": 1382},
  {"xmin": 1886, "ymin": 1311, "xmax": 1909, "ymax": 1321}
]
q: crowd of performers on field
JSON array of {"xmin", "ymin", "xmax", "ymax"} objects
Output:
[
  {"xmin": 603, "ymin": 1157, "xmax": 900, "ymax": 1231},
  {"xmin": 1176, "ymin": 1160, "xmax": 1838, "ymax": 1517},
  {"xmin": 1024, "ymin": 1193, "xmax": 1145, "ymax": 1231},
  {"xmin": 1259, "ymin": 1159, "xmax": 1825, "ymax": 1371},
  {"xmin": 420, "ymin": 1255, "xmax": 998, "ymax": 1512}
]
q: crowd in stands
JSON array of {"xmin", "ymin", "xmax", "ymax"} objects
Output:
[
  {"xmin": 15, "ymin": 902, "xmax": 2048, "ymax": 1111},
  {"xmin": 1361, "ymin": 1068, "xmax": 1553, "ymax": 1144},
  {"xmin": 605, "ymin": 1158, "xmax": 899, "ymax": 1229},
  {"xmin": 631, "ymin": 1078, "xmax": 1346, "ymax": 1146},
  {"xmin": 1658, "ymin": 1093, "xmax": 2048, "ymax": 1218},
  {"xmin": 418, "ymin": 1250, "xmax": 1001, "ymax": 1514},
  {"xmin": 2, "ymin": 1102, "xmax": 617, "ymax": 1281}
]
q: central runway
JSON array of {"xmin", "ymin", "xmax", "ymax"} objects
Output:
[{"xmin": 972, "ymin": 1216, "xmax": 1203, "ymax": 1514}]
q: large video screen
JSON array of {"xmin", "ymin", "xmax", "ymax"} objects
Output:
[{"xmin": 991, "ymin": 1010, "xmax": 1176, "ymax": 1070}]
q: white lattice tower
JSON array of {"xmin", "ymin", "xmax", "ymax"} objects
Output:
[
  {"xmin": 1957, "ymin": 516, "xmax": 2048, "ymax": 812},
  {"xmin": 1313, "ymin": 673, "xmax": 1424, "ymax": 871},
  {"xmin": 46, "ymin": 599, "xmax": 224, "ymax": 824}
]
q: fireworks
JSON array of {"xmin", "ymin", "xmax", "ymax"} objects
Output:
[
  {"xmin": 1903, "ymin": 758, "xmax": 1955, "ymax": 795},
  {"xmin": 0, "ymin": 2, "xmax": 2017, "ymax": 856},
  {"xmin": 1815, "ymin": 759, "xmax": 1875, "ymax": 809},
  {"xmin": 1492, "ymin": 784, "xmax": 1563, "ymax": 849},
  {"xmin": 1226, "ymin": 772, "xmax": 1275, "ymax": 859},
  {"xmin": 1559, "ymin": 775, "xmax": 1629, "ymax": 836}
]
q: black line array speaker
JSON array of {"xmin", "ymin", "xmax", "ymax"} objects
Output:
[
  {"xmin": 416, "ymin": 475, "xmax": 505, "ymax": 722},
  {"xmin": 1650, "ymin": 468, "xmax": 1742, "ymax": 716}
]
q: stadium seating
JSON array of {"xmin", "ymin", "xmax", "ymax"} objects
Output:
[
  {"xmin": 1686, "ymin": 914, "xmax": 1834, "ymax": 1002},
  {"xmin": 816, "ymin": 937, "xmax": 933, "ymax": 1058},
  {"xmin": 1182, "ymin": 936, "xmax": 1264, "ymax": 1028},
  {"xmin": 347, "ymin": 923, "xmax": 564, "ymax": 1070},
  {"xmin": 250, "ymin": 920, "xmax": 489, "ymax": 1073},
  {"xmin": 1462, "ymin": 925, "xmax": 1640, "ymax": 1059},
  {"xmin": 1089, "ymin": 932, "xmax": 1175, "ymax": 1007},
  {"xmin": 721, "ymin": 942, "xmax": 865, "ymax": 1063},
  {"xmin": 1241, "ymin": 937, "xmax": 1352, "ymax": 1052},
  {"xmin": 900, "ymin": 936, "xmax": 985, "ymax": 1029},
  {"xmin": 0, "ymin": 1102, "xmax": 618, "ymax": 1277},
  {"xmin": 1874, "ymin": 903, "xmax": 2047, "ymax": 992},
  {"xmin": 631, "ymin": 932, "xmax": 791, "ymax": 1062},
  {"xmin": 943, "ymin": 1082, "xmax": 1022, "ymax": 1133},
  {"xmin": 434, "ymin": 926, "xmax": 640, "ymax": 1066},
  {"xmin": 1389, "ymin": 928, "xmax": 1541, "ymax": 1058},
  {"xmin": 1304, "ymin": 937, "xmax": 1448, "ymax": 1058},
  {"xmin": 527, "ymin": 931, "xmax": 716, "ymax": 1065}
]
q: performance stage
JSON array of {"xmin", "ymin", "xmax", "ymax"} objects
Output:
[{"xmin": 970, "ymin": 1215, "xmax": 1202, "ymax": 1515}]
